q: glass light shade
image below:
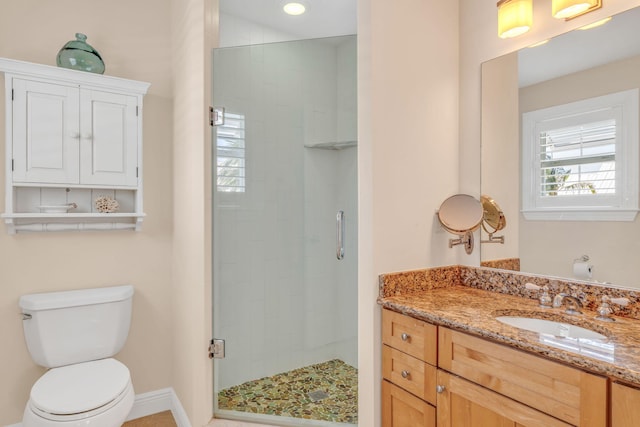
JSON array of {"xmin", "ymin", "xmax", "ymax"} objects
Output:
[
  {"xmin": 577, "ymin": 16, "xmax": 611, "ymax": 30},
  {"xmin": 552, "ymin": 0, "xmax": 597, "ymax": 19},
  {"xmin": 498, "ymin": 0, "xmax": 533, "ymax": 39},
  {"xmin": 283, "ymin": 2, "xmax": 306, "ymax": 15}
]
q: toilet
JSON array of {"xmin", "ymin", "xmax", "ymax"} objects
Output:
[{"xmin": 19, "ymin": 285, "xmax": 135, "ymax": 427}]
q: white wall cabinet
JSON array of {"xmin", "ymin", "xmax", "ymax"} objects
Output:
[{"xmin": 0, "ymin": 58, "xmax": 149, "ymax": 234}]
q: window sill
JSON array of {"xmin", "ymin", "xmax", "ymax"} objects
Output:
[{"xmin": 522, "ymin": 209, "xmax": 638, "ymax": 221}]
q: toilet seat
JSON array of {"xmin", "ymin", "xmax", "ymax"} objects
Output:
[{"xmin": 28, "ymin": 358, "xmax": 131, "ymax": 421}]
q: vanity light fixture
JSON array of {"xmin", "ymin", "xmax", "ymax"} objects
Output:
[
  {"xmin": 578, "ymin": 16, "xmax": 612, "ymax": 30},
  {"xmin": 497, "ymin": 0, "xmax": 533, "ymax": 39},
  {"xmin": 283, "ymin": 2, "xmax": 306, "ymax": 15},
  {"xmin": 552, "ymin": 0, "xmax": 602, "ymax": 20},
  {"xmin": 528, "ymin": 39, "xmax": 550, "ymax": 47}
]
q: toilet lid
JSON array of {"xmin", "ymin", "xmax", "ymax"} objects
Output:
[{"xmin": 30, "ymin": 358, "xmax": 130, "ymax": 415}]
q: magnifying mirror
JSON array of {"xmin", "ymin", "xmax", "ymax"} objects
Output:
[
  {"xmin": 481, "ymin": 195, "xmax": 506, "ymax": 244},
  {"xmin": 437, "ymin": 194, "xmax": 483, "ymax": 254}
]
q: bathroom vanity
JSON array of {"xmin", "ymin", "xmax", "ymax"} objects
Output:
[{"xmin": 379, "ymin": 266, "xmax": 640, "ymax": 427}]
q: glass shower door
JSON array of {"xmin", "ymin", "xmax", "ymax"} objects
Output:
[{"xmin": 212, "ymin": 36, "xmax": 358, "ymax": 426}]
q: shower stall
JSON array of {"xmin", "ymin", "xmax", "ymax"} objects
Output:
[{"xmin": 212, "ymin": 35, "xmax": 358, "ymax": 426}]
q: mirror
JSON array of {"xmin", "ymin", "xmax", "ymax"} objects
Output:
[
  {"xmin": 481, "ymin": 195, "xmax": 506, "ymax": 242},
  {"xmin": 438, "ymin": 194, "xmax": 483, "ymax": 254},
  {"xmin": 481, "ymin": 6, "xmax": 640, "ymax": 288}
]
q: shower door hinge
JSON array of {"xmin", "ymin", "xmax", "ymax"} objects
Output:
[
  {"xmin": 209, "ymin": 338, "xmax": 225, "ymax": 359},
  {"xmin": 209, "ymin": 106, "xmax": 225, "ymax": 127}
]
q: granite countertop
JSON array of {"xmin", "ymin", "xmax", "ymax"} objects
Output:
[{"xmin": 379, "ymin": 285, "xmax": 640, "ymax": 385}]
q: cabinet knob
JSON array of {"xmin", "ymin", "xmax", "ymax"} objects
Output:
[
  {"xmin": 401, "ymin": 333, "xmax": 410, "ymax": 341},
  {"xmin": 82, "ymin": 133, "xmax": 93, "ymax": 139},
  {"xmin": 436, "ymin": 385, "xmax": 446, "ymax": 393},
  {"xmin": 70, "ymin": 132, "xmax": 80, "ymax": 139},
  {"xmin": 401, "ymin": 370, "xmax": 410, "ymax": 379}
]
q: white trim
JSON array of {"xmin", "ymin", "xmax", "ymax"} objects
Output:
[
  {"xmin": 522, "ymin": 89, "xmax": 639, "ymax": 221},
  {"xmin": 5, "ymin": 387, "xmax": 191, "ymax": 427},
  {"xmin": 522, "ymin": 208, "xmax": 638, "ymax": 221},
  {"xmin": 0, "ymin": 57, "xmax": 150, "ymax": 95},
  {"xmin": 125, "ymin": 387, "xmax": 192, "ymax": 427}
]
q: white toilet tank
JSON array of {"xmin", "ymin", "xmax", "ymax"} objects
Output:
[{"xmin": 19, "ymin": 285, "xmax": 134, "ymax": 368}]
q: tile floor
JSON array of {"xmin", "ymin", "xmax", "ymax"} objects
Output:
[{"xmin": 218, "ymin": 359, "xmax": 358, "ymax": 424}]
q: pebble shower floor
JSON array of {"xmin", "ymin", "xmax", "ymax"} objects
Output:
[{"xmin": 218, "ymin": 359, "xmax": 358, "ymax": 424}]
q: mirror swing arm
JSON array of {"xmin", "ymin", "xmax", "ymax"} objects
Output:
[{"xmin": 448, "ymin": 230, "xmax": 475, "ymax": 254}]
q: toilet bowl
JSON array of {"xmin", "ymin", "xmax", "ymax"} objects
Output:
[
  {"xmin": 23, "ymin": 359, "xmax": 134, "ymax": 427},
  {"xmin": 19, "ymin": 286, "xmax": 135, "ymax": 427}
]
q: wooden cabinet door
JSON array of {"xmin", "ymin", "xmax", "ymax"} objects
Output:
[
  {"xmin": 12, "ymin": 79, "xmax": 80, "ymax": 184},
  {"xmin": 382, "ymin": 380, "xmax": 435, "ymax": 427},
  {"xmin": 611, "ymin": 382, "xmax": 640, "ymax": 426},
  {"xmin": 79, "ymin": 89, "xmax": 138, "ymax": 187},
  {"xmin": 436, "ymin": 370, "xmax": 573, "ymax": 427},
  {"xmin": 439, "ymin": 327, "xmax": 607, "ymax": 426}
]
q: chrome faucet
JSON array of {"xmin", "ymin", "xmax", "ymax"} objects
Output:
[{"xmin": 553, "ymin": 293, "xmax": 583, "ymax": 315}]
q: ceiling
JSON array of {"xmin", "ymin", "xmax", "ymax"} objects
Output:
[
  {"xmin": 219, "ymin": 0, "xmax": 357, "ymax": 39},
  {"xmin": 519, "ymin": 7, "xmax": 640, "ymax": 87}
]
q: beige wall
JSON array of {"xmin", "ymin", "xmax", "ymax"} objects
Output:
[
  {"xmin": 359, "ymin": 0, "xmax": 460, "ymax": 425},
  {"xmin": 480, "ymin": 53, "xmax": 519, "ymax": 262},
  {"xmin": 169, "ymin": 0, "xmax": 216, "ymax": 425},
  {"xmin": 0, "ymin": 0, "xmax": 174, "ymax": 424}
]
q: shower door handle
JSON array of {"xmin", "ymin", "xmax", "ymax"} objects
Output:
[{"xmin": 336, "ymin": 210, "xmax": 345, "ymax": 260}]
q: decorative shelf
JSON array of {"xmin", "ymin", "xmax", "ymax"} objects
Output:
[{"xmin": 1, "ymin": 213, "xmax": 146, "ymax": 234}]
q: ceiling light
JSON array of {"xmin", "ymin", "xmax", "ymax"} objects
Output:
[
  {"xmin": 283, "ymin": 2, "xmax": 306, "ymax": 16},
  {"xmin": 577, "ymin": 16, "xmax": 612, "ymax": 30},
  {"xmin": 552, "ymin": 0, "xmax": 601, "ymax": 19},
  {"xmin": 497, "ymin": 0, "xmax": 533, "ymax": 39}
]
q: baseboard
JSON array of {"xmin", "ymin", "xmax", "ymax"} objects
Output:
[
  {"xmin": 126, "ymin": 387, "xmax": 192, "ymax": 427},
  {"xmin": 4, "ymin": 387, "xmax": 192, "ymax": 427}
]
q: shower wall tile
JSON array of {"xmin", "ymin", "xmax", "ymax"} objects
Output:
[{"xmin": 215, "ymin": 37, "xmax": 357, "ymax": 389}]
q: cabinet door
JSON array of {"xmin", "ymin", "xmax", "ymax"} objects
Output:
[
  {"xmin": 436, "ymin": 370, "xmax": 572, "ymax": 427},
  {"xmin": 382, "ymin": 380, "xmax": 435, "ymax": 427},
  {"xmin": 611, "ymin": 382, "xmax": 640, "ymax": 427},
  {"xmin": 12, "ymin": 79, "xmax": 80, "ymax": 184},
  {"xmin": 79, "ymin": 89, "xmax": 138, "ymax": 187},
  {"xmin": 439, "ymin": 327, "xmax": 607, "ymax": 426}
]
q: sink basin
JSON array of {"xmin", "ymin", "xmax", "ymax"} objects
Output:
[{"xmin": 495, "ymin": 316, "xmax": 607, "ymax": 340}]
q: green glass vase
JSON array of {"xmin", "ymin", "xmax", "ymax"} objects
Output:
[{"xmin": 56, "ymin": 33, "xmax": 105, "ymax": 74}]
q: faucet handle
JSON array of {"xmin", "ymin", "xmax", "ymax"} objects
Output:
[
  {"xmin": 596, "ymin": 296, "xmax": 614, "ymax": 322},
  {"xmin": 524, "ymin": 282, "xmax": 541, "ymax": 291},
  {"xmin": 595, "ymin": 296, "xmax": 630, "ymax": 322},
  {"xmin": 610, "ymin": 296, "xmax": 630, "ymax": 307},
  {"xmin": 524, "ymin": 283, "xmax": 553, "ymax": 308},
  {"xmin": 539, "ymin": 285, "xmax": 553, "ymax": 308}
]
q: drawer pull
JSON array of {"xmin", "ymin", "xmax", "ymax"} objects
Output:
[
  {"xmin": 401, "ymin": 333, "xmax": 410, "ymax": 341},
  {"xmin": 401, "ymin": 370, "xmax": 410, "ymax": 379},
  {"xmin": 436, "ymin": 385, "xmax": 446, "ymax": 393}
]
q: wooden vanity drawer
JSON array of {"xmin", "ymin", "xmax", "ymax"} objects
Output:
[
  {"xmin": 382, "ymin": 309, "xmax": 437, "ymax": 364},
  {"xmin": 438, "ymin": 327, "xmax": 607, "ymax": 426},
  {"xmin": 383, "ymin": 345, "xmax": 437, "ymax": 404}
]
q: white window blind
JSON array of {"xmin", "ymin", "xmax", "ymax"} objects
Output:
[
  {"xmin": 539, "ymin": 119, "xmax": 616, "ymax": 197},
  {"xmin": 522, "ymin": 89, "xmax": 639, "ymax": 221},
  {"xmin": 216, "ymin": 112, "xmax": 246, "ymax": 193}
]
